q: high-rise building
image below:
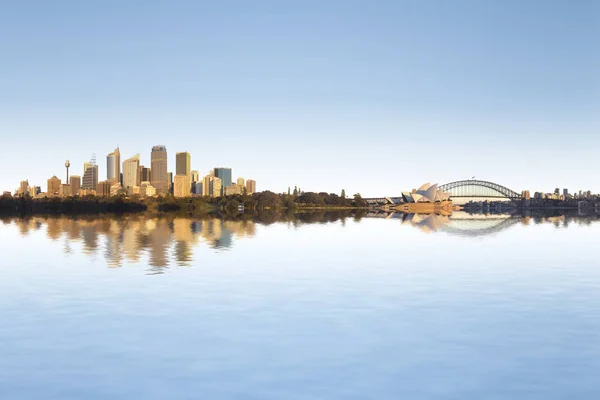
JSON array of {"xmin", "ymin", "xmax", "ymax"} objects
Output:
[
  {"xmin": 139, "ymin": 166, "xmax": 151, "ymax": 183},
  {"xmin": 192, "ymin": 182, "xmax": 202, "ymax": 195},
  {"xmin": 176, "ymin": 152, "xmax": 191, "ymax": 181},
  {"xmin": 47, "ymin": 176, "xmax": 61, "ymax": 196},
  {"xmin": 151, "ymin": 145, "xmax": 168, "ymax": 194},
  {"xmin": 214, "ymin": 168, "xmax": 232, "ymax": 189},
  {"xmin": 174, "ymin": 175, "xmax": 191, "ymax": 198},
  {"xmin": 211, "ymin": 177, "xmax": 222, "ymax": 197},
  {"xmin": 122, "ymin": 154, "xmax": 141, "ymax": 190},
  {"xmin": 191, "ymin": 170, "xmax": 199, "ymax": 184},
  {"xmin": 246, "ymin": 179, "xmax": 256, "ymax": 194},
  {"xmin": 70, "ymin": 176, "xmax": 81, "ymax": 196},
  {"xmin": 82, "ymin": 162, "xmax": 98, "ymax": 191},
  {"xmin": 107, "ymin": 147, "xmax": 121, "ymax": 184},
  {"xmin": 236, "ymin": 177, "xmax": 245, "ymax": 187},
  {"xmin": 19, "ymin": 180, "xmax": 29, "ymax": 195}
]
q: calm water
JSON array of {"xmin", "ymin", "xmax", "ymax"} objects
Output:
[{"xmin": 1, "ymin": 212, "xmax": 600, "ymax": 399}]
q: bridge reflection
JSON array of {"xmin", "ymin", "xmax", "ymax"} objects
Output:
[{"xmin": 365, "ymin": 210, "xmax": 599, "ymax": 237}]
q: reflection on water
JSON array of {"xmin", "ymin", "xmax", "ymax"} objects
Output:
[
  {"xmin": 3, "ymin": 210, "xmax": 600, "ymax": 271},
  {"xmin": 366, "ymin": 210, "xmax": 600, "ymax": 236}
]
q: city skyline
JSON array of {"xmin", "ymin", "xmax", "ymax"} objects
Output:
[{"xmin": 1, "ymin": 1, "xmax": 598, "ymax": 195}]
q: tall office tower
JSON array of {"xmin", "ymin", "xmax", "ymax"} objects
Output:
[
  {"xmin": 19, "ymin": 180, "xmax": 29, "ymax": 195},
  {"xmin": 151, "ymin": 145, "xmax": 168, "ymax": 194},
  {"xmin": 70, "ymin": 175, "xmax": 81, "ymax": 196},
  {"xmin": 202, "ymin": 174, "xmax": 212, "ymax": 196},
  {"xmin": 47, "ymin": 176, "xmax": 61, "ymax": 195},
  {"xmin": 174, "ymin": 175, "xmax": 191, "ymax": 198},
  {"xmin": 563, "ymin": 188, "xmax": 569, "ymax": 197},
  {"xmin": 139, "ymin": 166, "xmax": 151, "ymax": 182},
  {"xmin": 236, "ymin": 177, "xmax": 245, "ymax": 187},
  {"xmin": 122, "ymin": 154, "xmax": 141, "ymax": 189},
  {"xmin": 176, "ymin": 152, "xmax": 191, "ymax": 181},
  {"xmin": 245, "ymin": 179, "xmax": 256, "ymax": 194},
  {"xmin": 106, "ymin": 147, "xmax": 121, "ymax": 184},
  {"xmin": 210, "ymin": 177, "xmax": 222, "ymax": 197},
  {"xmin": 191, "ymin": 170, "xmax": 199, "ymax": 183},
  {"xmin": 214, "ymin": 167, "xmax": 232, "ymax": 192},
  {"xmin": 82, "ymin": 157, "xmax": 99, "ymax": 191}
]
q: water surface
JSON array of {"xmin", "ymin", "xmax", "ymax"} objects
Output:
[{"xmin": 1, "ymin": 213, "xmax": 599, "ymax": 399}]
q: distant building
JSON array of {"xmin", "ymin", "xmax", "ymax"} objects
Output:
[
  {"xmin": 82, "ymin": 162, "xmax": 98, "ymax": 191},
  {"xmin": 214, "ymin": 167, "xmax": 232, "ymax": 189},
  {"xmin": 176, "ymin": 152, "xmax": 191, "ymax": 181},
  {"xmin": 174, "ymin": 175, "xmax": 191, "ymax": 198},
  {"xmin": 191, "ymin": 170, "xmax": 199, "ymax": 184},
  {"xmin": 192, "ymin": 182, "xmax": 202, "ymax": 195},
  {"xmin": 167, "ymin": 172, "xmax": 173, "ymax": 194},
  {"xmin": 107, "ymin": 147, "xmax": 121, "ymax": 184},
  {"xmin": 97, "ymin": 180, "xmax": 111, "ymax": 197},
  {"xmin": 211, "ymin": 177, "xmax": 222, "ymax": 197},
  {"xmin": 110, "ymin": 183, "xmax": 124, "ymax": 196},
  {"xmin": 237, "ymin": 177, "xmax": 245, "ymax": 187},
  {"xmin": 225, "ymin": 184, "xmax": 243, "ymax": 196},
  {"xmin": 140, "ymin": 181, "xmax": 156, "ymax": 197},
  {"xmin": 521, "ymin": 190, "xmax": 530, "ymax": 200},
  {"xmin": 122, "ymin": 154, "xmax": 141, "ymax": 190},
  {"xmin": 19, "ymin": 180, "xmax": 29, "ymax": 196},
  {"xmin": 59, "ymin": 184, "xmax": 71, "ymax": 196},
  {"xmin": 29, "ymin": 186, "xmax": 40, "ymax": 197},
  {"xmin": 47, "ymin": 176, "xmax": 61, "ymax": 196},
  {"xmin": 139, "ymin": 166, "xmax": 151, "ymax": 182},
  {"xmin": 151, "ymin": 145, "xmax": 168, "ymax": 194},
  {"xmin": 245, "ymin": 179, "xmax": 256, "ymax": 194},
  {"xmin": 70, "ymin": 175, "xmax": 81, "ymax": 195}
]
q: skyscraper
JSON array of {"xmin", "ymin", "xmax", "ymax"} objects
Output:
[
  {"xmin": 107, "ymin": 147, "xmax": 121, "ymax": 184},
  {"xmin": 174, "ymin": 175, "xmax": 191, "ymax": 198},
  {"xmin": 214, "ymin": 168, "xmax": 232, "ymax": 193},
  {"xmin": 19, "ymin": 180, "xmax": 29, "ymax": 195},
  {"xmin": 246, "ymin": 179, "xmax": 256, "ymax": 194},
  {"xmin": 151, "ymin": 145, "xmax": 168, "ymax": 194},
  {"xmin": 47, "ymin": 176, "xmax": 61, "ymax": 196},
  {"xmin": 167, "ymin": 172, "xmax": 173, "ymax": 194},
  {"xmin": 176, "ymin": 152, "xmax": 191, "ymax": 181},
  {"xmin": 82, "ymin": 161, "xmax": 98, "ymax": 191},
  {"xmin": 191, "ymin": 170, "xmax": 199, "ymax": 183},
  {"xmin": 236, "ymin": 177, "xmax": 245, "ymax": 187},
  {"xmin": 70, "ymin": 175, "xmax": 81, "ymax": 196},
  {"xmin": 122, "ymin": 154, "xmax": 140, "ymax": 189}
]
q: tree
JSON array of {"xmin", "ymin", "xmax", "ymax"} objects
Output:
[
  {"xmin": 341, "ymin": 189, "xmax": 346, "ymax": 198},
  {"xmin": 353, "ymin": 193, "xmax": 367, "ymax": 207}
]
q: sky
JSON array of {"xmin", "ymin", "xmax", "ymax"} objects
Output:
[{"xmin": 0, "ymin": 0, "xmax": 598, "ymax": 196}]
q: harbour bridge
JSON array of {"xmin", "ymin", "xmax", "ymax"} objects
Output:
[{"xmin": 364, "ymin": 179, "xmax": 521, "ymax": 205}]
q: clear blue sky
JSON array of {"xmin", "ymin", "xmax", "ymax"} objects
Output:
[{"xmin": 1, "ymin": 0, "xmax": 598, "ymax": 196}]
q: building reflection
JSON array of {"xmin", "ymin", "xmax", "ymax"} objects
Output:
[
  {"xmin": 7, "ymin": 210, "xmax": 599, "ymax": 270},
  {"xmin": 8, "ymin": 216, "xmax": 261, "ymax": 272}
]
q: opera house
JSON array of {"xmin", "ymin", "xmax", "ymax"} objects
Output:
[
  {"xmin": 401, "ymin": 183, "xmax": 451, "ymax": 203},
  {"xmin": 395, "ymin": 183, "xmax": 453, "ymax": 213}
]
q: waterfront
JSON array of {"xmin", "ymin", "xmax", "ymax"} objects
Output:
[{"xmin": 1, "ymin": 213, "xmax": 600, "ymax": 399}]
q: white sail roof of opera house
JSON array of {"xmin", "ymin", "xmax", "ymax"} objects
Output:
[{"xmin": 401, "ymin": 183, "xmax": 451, "ymax": 203}]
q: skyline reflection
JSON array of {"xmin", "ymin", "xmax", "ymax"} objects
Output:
[{"xmin": 3, "ymin": 210, "xmax": 599, "ymax": 271}]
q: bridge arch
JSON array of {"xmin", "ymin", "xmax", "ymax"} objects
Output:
[{"xmin": 439, "ymin": 180, "xmax": 521, "ymax": 199}]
